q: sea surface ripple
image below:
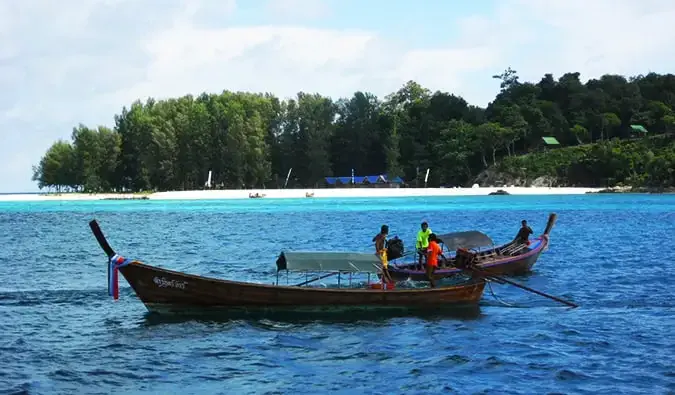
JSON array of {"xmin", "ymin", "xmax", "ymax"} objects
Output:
[{"xmin": 0, "ymin": 194, "xmax": 674, "ymax": 394}]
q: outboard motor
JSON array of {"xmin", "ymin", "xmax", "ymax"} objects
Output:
[
  {"xmin": 386, "ymin": 237, "xmax": 404, "ymax": 260},
  {"xmin": 454, "ymin": 248, "xmax": 477, "ymax": 269}
]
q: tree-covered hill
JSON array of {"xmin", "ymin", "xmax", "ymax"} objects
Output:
[{"xmin": 32, "ymin": 69, "xmax": 675, "ymax": 192}]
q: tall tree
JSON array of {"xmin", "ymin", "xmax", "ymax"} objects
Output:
[{"xmin": 33, "ymin": 70, "xmax": 675, "ymax": 191}]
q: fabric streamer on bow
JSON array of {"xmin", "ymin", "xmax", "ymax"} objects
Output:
[{"xmin": 108, "ymin": 254, "xmax": 131, "ymax": 300}]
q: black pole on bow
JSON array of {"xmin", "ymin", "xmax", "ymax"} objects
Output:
[{"xmin": 89, "ymin": 220, "xmax": 117, "ymax": 296}]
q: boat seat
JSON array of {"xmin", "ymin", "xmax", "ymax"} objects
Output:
[
  {"xmin": 501, "ymin": 243, "xmax": 526, "ymax": 256},
  {"xmin": 481, "ymin": 251, "xmax": 499, "ymax": 259}
]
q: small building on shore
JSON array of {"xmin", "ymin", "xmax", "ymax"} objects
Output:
[
  {"xmin": 537, "ymin": 136, "xmax": 561, "ymax": 151},
  {"xmin": 630, "ymin": 124, "xmax": 649, "ymax": 138},
  {"xmin": 323, "ymin": 174, "xmax": 404, "ymax": 188}
]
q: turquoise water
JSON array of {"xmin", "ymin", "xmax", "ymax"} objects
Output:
[{"xmin": 1, "ymin": 195, "xmax": 674, "ymax": 394}]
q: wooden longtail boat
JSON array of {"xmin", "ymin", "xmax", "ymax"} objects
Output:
[
  {"xmin": 89, "ymin": 220, "xmax": 486, "ymax": 316},
  {"xmin": 385, "ymin": 213, "xmax": 557, "ymax": 282}
]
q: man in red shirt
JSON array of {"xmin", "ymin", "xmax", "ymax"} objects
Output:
[{"xmin": 425, "ymin": 233, "xmax": 445, "ymax": 288}]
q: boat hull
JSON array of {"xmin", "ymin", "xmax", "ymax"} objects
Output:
[
  {"xmin": 386, "ymin": 236, "xmax": 549, "ymax": 282},
  {"xmin": 119, "ymin": 262, "xmax": 486, "ymax": 315}
]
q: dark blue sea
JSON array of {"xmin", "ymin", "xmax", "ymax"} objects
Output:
[{"xmin": 1, "ymin": 195, "xmax": 674, "ymax": 394}]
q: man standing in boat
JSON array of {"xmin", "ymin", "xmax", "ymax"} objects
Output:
[
  {"xmin": 515, "ymin": 220, "xmax": 533, "ymax": 245},
  {"xmin": 416, "ymin": 221, "xmax": 432, "ymax": 269},
  {"xmin": 373, "ymin": 225, "xmax": 393, "ymax": 284},
  {"xmin": 425, "ymin": 233, "xmax": 445, "ymax": 288}
]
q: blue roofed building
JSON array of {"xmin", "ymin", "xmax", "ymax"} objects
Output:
[{"xmin": 323, "ymin": 174, "xmax": 404, "ymax": 188}]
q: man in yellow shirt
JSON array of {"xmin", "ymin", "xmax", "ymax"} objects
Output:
[
  {"xmin": 373, "ymin": 225, "xmax": 393, "ymax": 284},
  {"xmin": 416, "ymin": 221, "xmax": 432, "ymax": 268}
]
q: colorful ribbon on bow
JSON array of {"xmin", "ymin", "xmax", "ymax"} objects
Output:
[{"xmin": 108, "ymin": 254, "xmax": 131, "ymax": 300}]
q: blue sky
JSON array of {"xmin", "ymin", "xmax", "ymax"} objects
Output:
[{"xmin": 1, "ymin": 0, "xmax": 674, "ymax": 193}]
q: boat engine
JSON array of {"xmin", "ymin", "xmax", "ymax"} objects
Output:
[
  {"xmin": 454, "ymin": 248, "xmax": 478, "ymax": 269},
  {"xmin": 386, "ymin": 237, "xmax": 404, "ymax": 260}
]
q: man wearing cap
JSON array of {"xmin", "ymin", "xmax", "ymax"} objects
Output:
[{"xmin": 416, "ymin": 221, "xmax": 432, "ymax": 268}]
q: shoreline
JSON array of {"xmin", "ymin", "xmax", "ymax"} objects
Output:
[{"xmin": 0, "ymin": 187, "xmax": 608, "ymax": 202}]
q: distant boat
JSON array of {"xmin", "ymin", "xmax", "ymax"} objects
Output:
[
  {"xmin": 385, "ymin": 213, "xmax": 557, "ymax": 282},
  {"xmin": 280, "ymin": 213, "xmax": 557, "ymax": 283}
]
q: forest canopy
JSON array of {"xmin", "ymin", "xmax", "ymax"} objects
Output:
[{"xmin": 32, "ymin": 68, "xmax": 675, "ymax": 192}]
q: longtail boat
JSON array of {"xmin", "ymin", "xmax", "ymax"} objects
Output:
[
  {"xmin": 89, "ymin": 220, "xmax": 486, "ymax": 316},
  {"xmin": 385, "ymin": 213, "xmax": 557, "ymax": 282}
]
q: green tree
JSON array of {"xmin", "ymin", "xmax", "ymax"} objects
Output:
[
  {"xmin": 570, "ymin": 124, "xmax": 590, "ymax": 144},
  {"xmin": 601, "ymin": 113, "xmax": 621, "ymax": 141},
  {"xmin": 32, "ymin": 140, "xmax": 77, "ymax": 191},
  {"xmin": 33, "ymin": 70, "xmax": 675, "ymax": 191}
]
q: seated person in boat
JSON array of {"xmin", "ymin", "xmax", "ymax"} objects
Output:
[
  {"xmin": 373, "ymin": 225, "xmax": 393, "ymax": 283},
  {"xmin": 514, "ymin": 220, "xmax": 533, "ymax": 245},
  {"xmin": 425, "ymin": 233, "xmax": 445, "ymax": 288},
  {"xmin": 416, "ymin": 221, "xmax": 432, "ymax": 268}
]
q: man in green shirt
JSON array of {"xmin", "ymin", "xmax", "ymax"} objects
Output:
[{"xmin": 416, "ymin": 221, "xmax": 432, "ymax": 268}]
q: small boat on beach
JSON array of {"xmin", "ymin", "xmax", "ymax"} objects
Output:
[
  {"xmin": 89, "ymin": 220, "xmax": 487, "ymax": 316},
  {"xmin": 385, "ymin": 213, "xmax": 558, "ymax": 282}
]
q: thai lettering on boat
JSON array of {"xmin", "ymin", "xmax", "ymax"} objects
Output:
[{"xmin": 153, "ymin": 276, "xmax": 188, "ymax": 290}]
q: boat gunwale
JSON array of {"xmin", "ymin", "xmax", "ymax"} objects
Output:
[{"xmin": 124, "ymin": 260, "xmax": 486, "ymax": 294}]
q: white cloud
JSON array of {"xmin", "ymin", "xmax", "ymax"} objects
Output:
[
  {"xmin": 488, "ymin": 0, "xmax": 675, "ymax": 82},
  {"xmin": 1, "ymin": 0, "xmax": 674, "ymax": 192},
  {"xmin": 265, "ymin": 0, "xmax": 331, "ymax": 20}
]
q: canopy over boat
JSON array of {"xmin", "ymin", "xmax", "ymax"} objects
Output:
[
  {"xmin": 276, "ymin": 251, "xmax": 381, "ymax": 273},
  {"xmin": 436, "ymin": 231, "xmax": 494, "ymax": 251},
  {"xmin": 275, "ymin": 231, "xmax": 494, "ymax": 273}
]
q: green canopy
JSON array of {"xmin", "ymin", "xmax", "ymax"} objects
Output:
[
  {"xmin": 630, "ymin": 124, "xmax": 649, "ymax": 134},
  {"xmin": 541, "ymin": 136, "xmax": 560, "ymax": 145}
]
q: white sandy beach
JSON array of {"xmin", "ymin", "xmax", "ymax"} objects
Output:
[{"xmin": 0, "ymin": 186, "xmax": 606, "ymax": 202}]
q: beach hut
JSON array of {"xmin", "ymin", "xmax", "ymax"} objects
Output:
[
  {"xmin": 324, "ymin": 177, "xmax": 338, "ymax": 187},
  {"xmin": 384, "ymin": 175, "xmax": 404, "ymax": 188},
  {"xmin": 630, "ymin": 124, "xmax": 649, "ymax": 138},
  {"xmin": 323, "ymin": 174, "xmax": 404, "ymax": 188},
  {"xmin": 538, "ymin": 136, "xmax": 561, "ymax": 151}
]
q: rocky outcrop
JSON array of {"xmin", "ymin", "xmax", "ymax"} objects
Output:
[
  {"xmin": 530, "ymin": 176, "xmax": 560, "ymax": 187},
  {"xmin": 471, "ymin": 168, "xmax": 562, "ymax": 188},
  {"xmin": 471, "ymin": 168, "xmax": 522, "ymax": 187},
  {"xmin": 588, "ymin": 186, "xmax": 675, "ymax": 194}
]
